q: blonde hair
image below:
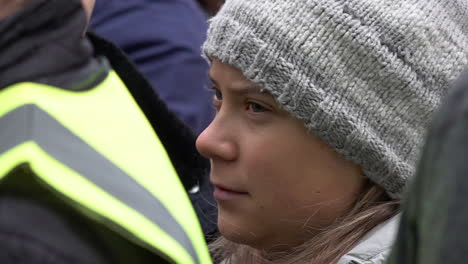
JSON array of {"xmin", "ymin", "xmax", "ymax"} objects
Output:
[{"xmin": 210, "ymin": 181, "xmax": 400, "ymax": 264}]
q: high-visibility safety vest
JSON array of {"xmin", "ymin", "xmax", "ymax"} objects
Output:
[{"xmin": 0, "ymin": 70, "xmax": 212, "ymax": 264}]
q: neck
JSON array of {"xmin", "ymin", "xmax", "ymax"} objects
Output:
[{"xmin": 0, "ymin": 0, "xmax": 30, "ymax": 19}]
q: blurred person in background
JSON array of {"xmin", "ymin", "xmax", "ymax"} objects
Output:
[
  {"xmin": 91, "ymin": 0, "xmax": 215, "ymax": 135},
  {"xmin": 387, "ymin": 70, "xmax": 468, "ymax": 264},
  {"xmin": 91, "ymin": 2, "xmax": 220, "ymax": 240},
  {"xmin": 0, "ymin": 0, "xmax": 213, "ymax": 263},
  {"xmin": 196, "ymin": 0, "xmax": 468, "ymax": 263}
]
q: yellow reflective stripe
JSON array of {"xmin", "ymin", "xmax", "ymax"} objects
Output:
[
  {"xmin": 0, "ymin": 73, "xmax": 211, "ymax": 264},
  {"xmin": 0, "ymin": 142, "xmax": 191, "ymax": 263},
  {"xmin": 0, "ymin": 104, "xmax": 200, "ymax": 263}
]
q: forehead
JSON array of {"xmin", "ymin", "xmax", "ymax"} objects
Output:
[
  {"xmin": 209, "ymin": 60, "xmax": 246, "ymax": 82},
  {"xmin": 209, "ymin": 60, "xmax": 267, "ymax": 94}
]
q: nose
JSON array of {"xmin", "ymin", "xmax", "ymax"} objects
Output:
[{"xmin": 196, "ymin": 114, "xmax": 238, "ymax": 161}]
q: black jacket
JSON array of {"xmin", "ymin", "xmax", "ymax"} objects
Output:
[
  {"xmin": 387, "ymin": 70, "xmax": 468, "ymax": 264},
  {"xmin": 0, "ymin": 0, "xmax": 217, "ymax": 263}
]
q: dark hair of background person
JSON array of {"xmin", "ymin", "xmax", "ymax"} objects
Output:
[{"xmin": 197, "ymin": 0, "xmax": 224, "ymax": 16}]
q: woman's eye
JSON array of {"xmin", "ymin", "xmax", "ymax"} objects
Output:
[
  {"xmin": 214, "ymin": 88, "xmax": 223, "ymax": 100},
  {"xmin": 211, "ymin": 87, "xmax": 222, "ymax": 111},
  {"xmin": 247, "ymin": 102, "xmax": 267, "ymax": 113}
]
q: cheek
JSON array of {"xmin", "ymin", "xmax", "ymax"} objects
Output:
[
  {"xmin": 242, "ymin": 139, "xmax": 315, "ymax": 216},
  {"xmin": 244, "ymin": 162, "xmax": 350, "ymax": 240},
  {"xmin": 222, "ymin": 117, "xmax": 364, "ymax": 247},
  {"xmin": 243, "ymin": 134, "xmax": 359, "ymax": 227}
]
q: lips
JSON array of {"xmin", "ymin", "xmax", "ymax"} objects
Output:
[{"xmin": 213, "ymin": 184, "xmax": 249, "ymax": 201}]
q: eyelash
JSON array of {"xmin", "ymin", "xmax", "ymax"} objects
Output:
[
  {"xmin": 214, "ymin": 88, "xmax": 222, "ymax": 101},
  {"xmin": 212, "ymin": 87, "xmax": 222, "ymax": 111},
  {"xmin": 246, "ymin": 102, "xmax": 267, "ymax": 113},
  {"xmin": 211, "ymin": 87, "xmax": 268, "ymax": 113}
]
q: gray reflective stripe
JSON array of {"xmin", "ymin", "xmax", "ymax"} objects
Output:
[{"xmin": 0, "ymin": 104, "xmax": 200, "ymax": 264}]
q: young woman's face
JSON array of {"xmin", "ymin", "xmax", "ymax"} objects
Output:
[{"xmin": 196, "ymin": 60, "xmax": 365, "ymax": 252}]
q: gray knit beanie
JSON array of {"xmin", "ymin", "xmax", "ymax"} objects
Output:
[{"xmin": 203, "ymin": 0, "xmax": 468, "ymax": 198}]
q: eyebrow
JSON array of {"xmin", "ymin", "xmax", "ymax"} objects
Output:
[{"xmin": 209, "ymin": 76, "xmax": 267, "ymax": 96}]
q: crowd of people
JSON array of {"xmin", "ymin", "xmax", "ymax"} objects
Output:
[{"xmin": 0, "ymin": 0, "xmax": 467, "ymax": 263}]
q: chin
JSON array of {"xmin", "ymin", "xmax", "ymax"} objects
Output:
[
  {"xmin": 218, "ymin": 219, "xmax": 270, "ymax": 250},
  {"xmin": 218, "ymin": 217, "xmax": 257, "ymax": 246},
  {"xmin": 216, "ymin": 203, "xmax": 272, "ymax": 249}
]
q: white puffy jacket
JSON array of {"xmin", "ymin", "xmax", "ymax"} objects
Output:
[{"xmin": 337, "ymin": 214, "xmax": 400, "ymax": 264}]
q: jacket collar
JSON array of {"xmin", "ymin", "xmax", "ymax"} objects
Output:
[
  {"xmin": 0, "ymin": 0, "xmax": 101, "ymax": 90},
  {"xmin": 338, "ymin": 214, "xmax": 401, "ymax": 264}
]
